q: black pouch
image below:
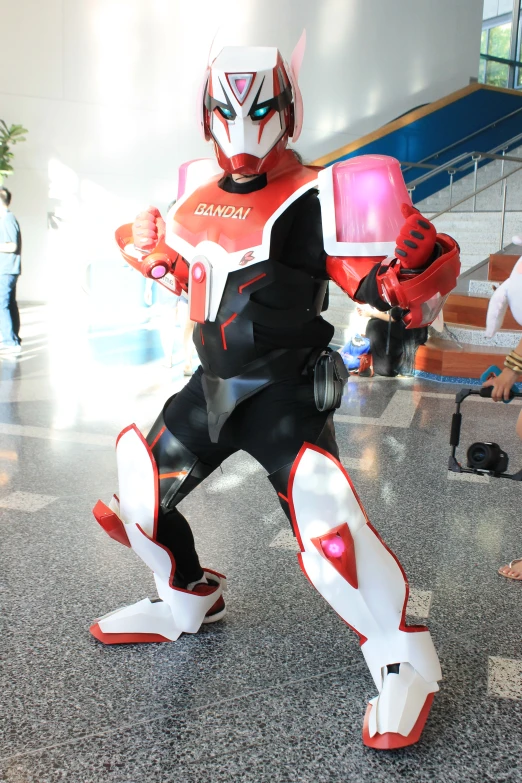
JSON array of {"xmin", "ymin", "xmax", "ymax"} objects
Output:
[{"xmin": 312, "ymin": 349, "xmax": 349, "ymax": 412}]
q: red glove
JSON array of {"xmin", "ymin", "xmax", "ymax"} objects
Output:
[
  {"xmin": 394, "ymin": 204, "xmax": 437, "ymax": 270},
  {"xmin": 132, "ymin": 206, "xmax": 166, "ymax": 252}
]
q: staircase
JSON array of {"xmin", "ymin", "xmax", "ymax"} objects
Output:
[
  {"xmin": 411, "ymin": 140, "xmax": 522, "ymax": 381},
  {"xmin": 317, "ymin": 85, "xmax": 522, "ymax": 373},
  {"xmin": 416, "ymin": 143, "xmax": 522, "ymax": 274},
  {"xmin": 415, "ymin": 248, "xmax": 522, "ymax": 381}
]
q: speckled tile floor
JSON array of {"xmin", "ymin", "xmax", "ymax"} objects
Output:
[{"xmin": 1, "ymin": 307, "xmax": 521, "ymax": 783}]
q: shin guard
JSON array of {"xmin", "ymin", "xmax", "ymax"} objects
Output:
[
  {"xmin": 289, "ymin": 443, "xmax": 441, "ymax": 749},
  {"xmin": 90, "ymin": 424, "xmax": 225, "ymax": 644}
]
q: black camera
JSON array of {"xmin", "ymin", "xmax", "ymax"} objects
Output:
[
  {"xmin": 448, "ymin": 386, "xmax": 522, "ymax": 481},
  {"xmin": 466, "ymin": 442, "xmax": 508, "ymax": 474}
]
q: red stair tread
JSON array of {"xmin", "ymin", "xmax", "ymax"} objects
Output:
[
  {"xmin": 488, "ymin": 253, "xmax": 520, "ymax": 282},
  {"xmin": 443, "ymin": 293, "xmax": 519, "ymax": 330},
  {"xmin": 415, "ymin": 337, "xmax": 509, "ymax": 379}
]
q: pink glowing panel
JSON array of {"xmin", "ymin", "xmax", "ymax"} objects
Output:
[
  {"xmin": 333, "ymin": 155, "xmax": 411, "ymax": 244},
  {"xmin": 192, "ymin": 263, "xmax": 206, "ymax": 282},
  {"xmin": 151, "ymin": 265, "xmax": 167, "ymax": 279},
  {"xmin": 177, "ymin": 160, "xmax": 194, "ymax": 200},
  {"xmin": 235, "ymin": 78, "xmax": 247, "ymax": 94},
  {"xmin": 321, "ymin": 535, "xmax": 346, "ymax": 559}
]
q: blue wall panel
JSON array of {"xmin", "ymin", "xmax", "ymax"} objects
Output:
[{"xmin": 328, "ymin": 88, "xmax": 522, "ymax": 203}]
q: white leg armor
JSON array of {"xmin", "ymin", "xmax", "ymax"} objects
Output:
[
  {"xmin": 90, "ymin": 424, "xmax": 225, "ymax": 644},
  {"xmin": 289, "ymin": 443, "xmax": 441, "ymax": 750}
]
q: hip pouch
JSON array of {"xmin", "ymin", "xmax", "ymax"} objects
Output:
[{"xmin": 312, "ymin": 348, "xmax": 349, "ymax": 412}]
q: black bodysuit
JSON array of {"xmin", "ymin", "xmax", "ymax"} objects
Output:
[{"xmin": 146, "ymin": 173, "xmax": 377, "ymax": 587}]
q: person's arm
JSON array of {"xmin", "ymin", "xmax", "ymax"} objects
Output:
[
  {"xmin": 356, "ymin": 305, "xmax": 392, "ymax": 322},
  {"xmin": 482, "ymin": 337, "xmax": 522, "ymax": 401},
  {"xmin": 0, "ymin": 215, "xmax": 19, "ymax": 253},
  {"xmin": 115, "ymin": 207, "xmax": 189, "ymax": 295},
  {"xmin": 0, "ymin": 241, "xmax": 17, "ymax": 253},
  {"xmin": 326, "ymin": 205, "xmax": 460, "ymax": 328}
]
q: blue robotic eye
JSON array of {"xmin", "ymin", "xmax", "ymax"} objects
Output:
[
  {"xmin": 252, "ymin": 106, "xmax": 270, "ymax": 119},
  {"xmin": 217, "ymin": 106, "xmax": 233, "ymax": 120}
]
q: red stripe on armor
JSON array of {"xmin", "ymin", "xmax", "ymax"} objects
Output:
[
  {"xmin": 89, "ymin": 623, "xmax": 172, "ymax": 645},
  {"xmin": 159, "ymin": 471, "xmax": 188, "ymax": 480},
  {"xmin": 149, "ymin": 426, "xmax": 166, "ymax": 451},
  {"xmin": 257, "ymin": 109, "xmax": 276, "ymax": 143},
  {"xmin": 362, "ymin": 693, "xmax": 435, "ymax": 749},
  {"xmin": 277, "ymin": 492, "xmax": 288, "ymax": 503},
  {"xmin": 220, "ymin": 312, "xmax": 237, "ymax": 350},
  {"xmin": 238, "ymin": 273, "xmax": 267, "ymax": 293},
  {"xmin": 213, "ymin": 104, "xmax": 231, "ymax": 142},
  {"xmin": 190, "ymin": 263, "xmax": 207, "ymax": 324},
  {"xmin": 92, "ymin": 500, "xmax": 131, "ymax": 548}
]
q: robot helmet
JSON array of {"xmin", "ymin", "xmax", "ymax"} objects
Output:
[{"xmin": 199, "ymin": 37, "xmax": 305, "ymax": 176}]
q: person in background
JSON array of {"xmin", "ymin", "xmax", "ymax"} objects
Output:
[
  {"xmin": 0, "ymin": 187, "xmax": 22, "ymax": 356},
  {"xmin": 354, "ymin": 304, "xmax": 428, "ymax": 377},
  {"xmin": 482, "ymin": 336, "xmax": 522, "ymax": 581}
]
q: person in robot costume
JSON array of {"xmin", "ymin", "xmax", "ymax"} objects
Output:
[{"xmin": 91, "ymin": 36, "xmax": 460, "ymax": 750}]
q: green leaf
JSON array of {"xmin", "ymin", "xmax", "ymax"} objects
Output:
[{"xmin": 0, "ymin": 118, "xmax": 28, "ymax": 176}]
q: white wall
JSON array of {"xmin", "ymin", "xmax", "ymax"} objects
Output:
[{"xmin": 0, "ymin": 0, "xmax": 483, "ymax": 302}]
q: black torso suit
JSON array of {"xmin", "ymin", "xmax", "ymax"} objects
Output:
[{"xmin": 147, "ymin": 173, "xmax": 341, "ymax": 587}]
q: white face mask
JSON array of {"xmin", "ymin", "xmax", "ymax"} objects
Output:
[{"xmin": 204, "ymin": 46, "xmax": 294, "ymax": 176}]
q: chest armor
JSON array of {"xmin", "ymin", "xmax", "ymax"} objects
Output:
[{"xmin": 166, "ymin": 154, "xmax": 318, "ymax": 372}]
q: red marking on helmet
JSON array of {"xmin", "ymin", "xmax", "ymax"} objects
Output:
[
  {"xmin": 213, "ymin": 104, "xmax": 231, "ymax": 142},
  {"xmin": 225, "ymin": 72, "xmax": 255, "ymax": 105},
  {"xmin": 257, "ymin": 108, "xmax": 276, "ymax": 143}
]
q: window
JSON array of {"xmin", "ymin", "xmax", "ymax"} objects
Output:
[
  {"xmin": 479, "ymin": 1, "xmax": 522, "ymax": 89},
  {"xmin": 488, "ymin": 22, "xmax": 512, "ymax": 58}
]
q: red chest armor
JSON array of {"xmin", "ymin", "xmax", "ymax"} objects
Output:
[{"xmin": 165, "ymin": 151, "xmax": 318, "ymax": 323}]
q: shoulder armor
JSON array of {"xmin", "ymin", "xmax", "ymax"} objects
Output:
[
  {"xmin": 176, "ymin": 158, "xmax": 224, "ymax": 201},
  {"xmin": 318, "ymin": 155, "xmax": 410, "ymax": 258}
]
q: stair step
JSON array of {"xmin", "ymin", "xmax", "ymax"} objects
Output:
[
  {"xmin": 415, "ymin": 337, "xmax": 509, "ymax": 379},
  {"xmin": 444, "ymin": 323, "xmax": 521, "ymax": 349},
  {"xmin": 468, "ymin": 280, "xmax": 498, "ymax": 297},
  {"xmin": 443, "ymin": 293, "xmax": 519, "ymax": 330},
  {"xmin": 488, "ymin": 253, "xmax": 520, "ymax": 282}
]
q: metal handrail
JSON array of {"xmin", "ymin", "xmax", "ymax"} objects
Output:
[
  {"xmin": 428, "ymin": 163, "xmax": 522, "ymax": 253},
  {"xmin": 403, "ymin": 130, "xmax": 522, "ymax": 185},
  {"xmin": 399, "ymin": 160, "xmax": 439, "ymax": 171},
  {"xmin": 407, "ymin": 149, "xmax": 522, "ymax": 189},
  {"xmin": 407, "ymin": 152, "xmax": 476, "ymax": 187},
  {"xmin": 401, "ymin": 105, "xmax": 522, "ymax": 174},
  {"xmin": 430, "ymin": 165, "xmax": 522, "ymax": 219}
]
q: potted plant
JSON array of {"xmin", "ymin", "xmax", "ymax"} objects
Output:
[{"xmin": 0, "ymin": 120, "xmax": 28, "ymax": 185}]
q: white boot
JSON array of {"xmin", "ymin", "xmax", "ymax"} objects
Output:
[{"xmin": 90, "ymin": 424, "xmax": 226, "ymax": 644}]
